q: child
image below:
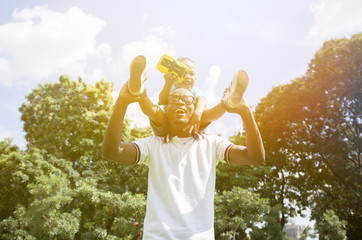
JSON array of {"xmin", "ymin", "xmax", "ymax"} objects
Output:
[{"xmin": 127, "ymin": 55, "xmax": 248, "ymax": 136}]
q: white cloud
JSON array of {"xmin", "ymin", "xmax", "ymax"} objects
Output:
[
  {"xmin": 0, "ymin": 123, "xmax": 26, "ymax": 149},
  {"xmin": 0, "ymin": 125, "xmax": 12, "ymax": 140},
  {"xmin": 142, "ymin": 14, "xmax": 149, "ymax": 25},
  {"xmin": 306, "ymin": 0, "xmax": 362, "ymax": 45},
  {"xmin": 94, "ymin": 43, "xmax": 112, "ymax": 64},
  {"xmin": 88, "ymin": 68, "xmax": 105, "ymax": 85},
  {"xmin": 0, "ymin": 58, "xmax": 12, "ymax": 86},
  {"xmin": 202, "ymin": 65, "xmax": 222, "ymax": 106},
  {"xmin": 120, "ymin": 25, "xmax": 176, "ymax": 73},
  {"xmin": 151, "ymin": 24, "xmax": 176, "ymax": 36},
  {"xmin": 260, "ymin": 24, "xmax": 286, "ymax": 44},
  {"xmin": 0, "ymin": 5, "xmax": 109, "ymax": 87}
]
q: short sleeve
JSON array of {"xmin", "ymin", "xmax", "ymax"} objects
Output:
[
  {"xmin": 132, "ymin": 137, "xmax": 154, "ymax": 166},
  {"xmin": 214, "ymin": 135, "xmax": 235, "ymax": 164},
  {"xmin": 191, "ymin": 86, "xmax": 203, "ymax": 98}
]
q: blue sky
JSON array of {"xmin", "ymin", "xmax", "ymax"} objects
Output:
[
  {"xmin": 0, "ymin": 0, "xmax": 361, "ymax": 148},
  {"xmin": 0, "ymin": 0, "xmax": 361, "ymax": 228}
]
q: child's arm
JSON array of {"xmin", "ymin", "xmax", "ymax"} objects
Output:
[
  {"xmin": 159, "ymin": 74, "xmax": 178, "ymax": 105},
  {"xmin": 187, "ymin": 95, "xmax": 206, "ymax": 135}
]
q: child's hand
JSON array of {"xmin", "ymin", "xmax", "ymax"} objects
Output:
[{"xmin": 164, "ymin": 73, "xmax": 178, "ymax": 85}]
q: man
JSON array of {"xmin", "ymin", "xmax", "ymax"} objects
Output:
[{"xmin": 102, "ymin": 64, "xmax": 265, "ymax": 239}]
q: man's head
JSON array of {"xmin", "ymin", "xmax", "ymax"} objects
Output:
[
  {"xmin": 165, "ymin": 88, "xmax": 196, "ymax": 136},
  {"xmin": 174, "ymin": 57, "xmax": 196, "ymax": 90}
]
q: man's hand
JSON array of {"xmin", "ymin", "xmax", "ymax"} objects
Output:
[
  {"xmin": 223, "ymin": 96, "xmax": 249, "ymax": 116},
  {"xmin": 221, "ymin": 87, "xmax": 250, "ymax": 116},
  {"xmin": 118, "ymin": 82, "xmax": 146, "ymax": 104}
]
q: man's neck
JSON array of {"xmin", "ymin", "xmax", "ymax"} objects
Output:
[{"xmin": 169, "ymin": 126, "xmax": 192, "ymax": 138}]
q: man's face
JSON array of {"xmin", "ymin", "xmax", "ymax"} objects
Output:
[
  {"xmin": 174, "ymin": 59, "xmax": 196, "ymax": 90},
  {"xmin": 166, "ymin": 88, "xmax": 195, "ymax": 127}
]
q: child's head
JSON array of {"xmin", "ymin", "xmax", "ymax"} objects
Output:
[{"xmin": 174, "ymin": 57, "xmax": 196, "ymax": 90}]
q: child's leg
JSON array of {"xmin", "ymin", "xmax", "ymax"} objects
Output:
[
  {"xmin": 139, "ymin": 96, "xmax": 165, "ymax": 127},
  {"xmin": 200, "ymin": 102, "xmax": 226, "ymax": 130},
  {"xmin": 200, "ymin": 69, "xmax": 249, "ymax": 129},
  {"xmin": 128, "ymin": 55, "xmax": 168, "ymax": 136},
  {"xmin": 127, "ymin": 55, "xmax": 166, "ymax": 128}
]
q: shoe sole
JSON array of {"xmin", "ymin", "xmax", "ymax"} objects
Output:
[
  {"xmin": 226, "ymin": 70, "xmax": 249, "ymax": 108},
  {"xmin": 128, "ymin": 55, "xmax": 146, "ymax": 96}
]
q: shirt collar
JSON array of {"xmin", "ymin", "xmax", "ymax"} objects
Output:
[{"xmin": 163, "ymin": 133, "xmax": 205, "ymax": 143}]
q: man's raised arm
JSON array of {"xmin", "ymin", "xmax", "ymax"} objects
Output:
[
  {"xmin": 226, "ymin": 97, "xmax": 265, "ymax": 165},
  {"xmin": 102, "ymin": 83, "xmax": 141, "ymax": 164}
]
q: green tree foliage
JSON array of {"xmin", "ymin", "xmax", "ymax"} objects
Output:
[
  {"xmin": 254, "ymin": 33, "xmax": 361, "ymax": 238},
  {"xmin": 1, "ymin": 76, "xmax": 151, "ymax": 239},
  {"xmin": 18, "ymin": 76, "xmax": 151, "ymax": 194},
  {"xmin": 0, "ymin": 145, "xmax": 80, "ymax": 239},
  {"xmin": 215, "ymin": 133, "xmax": 274, "ymax": 239},
  {"xmin": 317, "ymin": 210, "xmax": 347, "ymax": 240},
  {"xmin": 216, "ymin": 133, "xmax": 264, "ymax": 194},
  {"xmin": 0, "ymin": 138, "xmax": 24, "ymax": 218},
  {"xmin": 214, "ymin": 187, "xmax": 269, "ymax": 240},
  {"xmin": 250, "ymin": 205, "xmax": 287, "ymax": 240},
  {"xmin": 299, "ymin": 226, "xmax": 316, "ymax": 240},
  {"xmin": 0, "ymin": 143, "xmax": 147, "ymax": 239},
  {"xmin": 19, "ymin": 75, "xmax": 113, "ymax": 168}
]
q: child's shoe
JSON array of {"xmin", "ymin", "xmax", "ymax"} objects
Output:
[
  {"xmin": 128, "ymin": 55, "xmax": 147, "ymax": 96},
  {"xmin": 223, "ymin": 70, "xmax": 249, "ymax": 108}
]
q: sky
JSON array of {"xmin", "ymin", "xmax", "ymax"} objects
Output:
[{"xmin": 0, "ymin": 0, "xmax": 361, "ymax": 228}]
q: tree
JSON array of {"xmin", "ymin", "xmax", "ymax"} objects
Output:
[
  {"xmin": 220, "ymin": 121, "xmax": 299, "ymax": 232},
  {"xmin": 254, "ymin": 33, "xmax": 361, "ymax": 238},
  {"xmin": 2, "ymin": 76, "xmax": 152, "ymax": 238},
  {"xmin": 250, "ymin": 205, "xmax": 287, "ymax": 240},
  {"xmin": 19, "ymin": 75, "xmax": 114, "ymax": 170},
  {"xmin": 214, "ymin": 187, "xmax": 269, "ymax": 240},
  {"xmin": 215, "ymin": 132, "xmax": 275, "ymax": 239},
  {"xmin": 0, "ymin": 144, "xmax": 147, "ymax": 239},
  {"xmin": 0, "ymin": 138, "xmax": 24, "ymax": 219},
  {"xmin": 0, "ymin": 146, "xmax": 80, "ymax": 239},
  {"xmin": 299, "ymin": 226, "xmax": 316, "ymax": 240},
  {"xmin": 316, "ymin": 210, "xmax": 347, "ymax": 240},
  {"xmin": 18, "ymin": 76, "xmax": 152, "ymax": 195},
  {"xmin": 253, "ymin": 82, "xmax": 309, "ymax": 230},
  {"xmin": 216, "ymin": 133, "xmax": 264, "ymax": 194}
]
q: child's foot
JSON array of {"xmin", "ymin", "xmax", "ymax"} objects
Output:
[
  {"xmin": 223, "ymin": 70, "xmax": 249, "ymax": 108},
  {"xmin": 128, "ymin": 55, "xmax": 147, "ymax": 96}
]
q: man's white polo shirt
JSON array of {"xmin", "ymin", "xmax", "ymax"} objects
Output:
[{"xmin": 133, "ymin": 134, "xmax": 235, "ymax": 240}]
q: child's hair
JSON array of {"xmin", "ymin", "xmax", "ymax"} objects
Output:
[{"xmin": 177, "ymin": 57, "xmax": 195, "ymax": 65}]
